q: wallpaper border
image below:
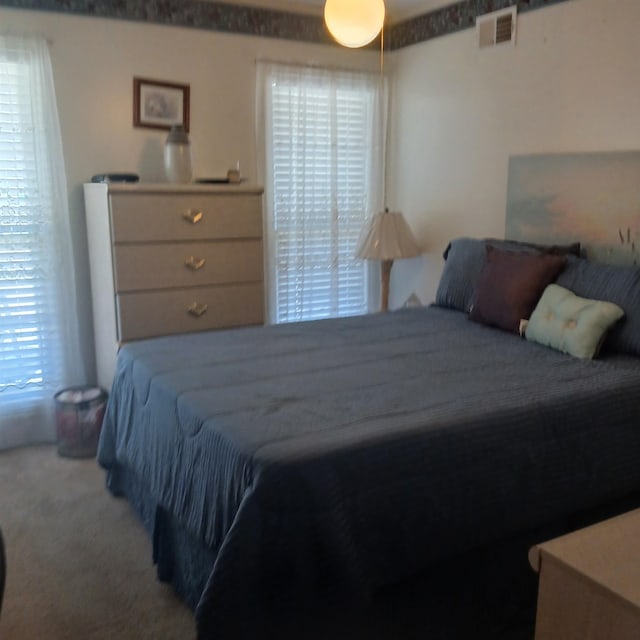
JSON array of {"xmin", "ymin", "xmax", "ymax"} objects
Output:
[
  {"xmin": 388, "ymin": 0, "xmax": 573, "ymax": 50},
  {"xmin": 0, "ymin": 0, "xmax": 332, "ymax": 44},
  {"xmin": 0, "ymin": 0, "xmax": 573, "ymax": 50}
]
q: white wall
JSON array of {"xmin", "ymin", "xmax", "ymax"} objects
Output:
[
  {"xmin": 0, "ymin": 8, "xmax": 378, "ymax": 383},
  {"xmin": 387, "ymin": 0, "xmax": 640, "ymax": 308}
]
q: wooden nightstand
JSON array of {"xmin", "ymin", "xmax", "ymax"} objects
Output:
[{"xmin": 529, "ymin": 508, "xmax": 640, "ymax": 640}]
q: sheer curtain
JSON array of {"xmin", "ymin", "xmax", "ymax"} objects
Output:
[
  {"xmin": 0, "ymin": 34, "xmax": 85, "ymax": 449},
  {"xmin": 256, "ymin": 61, "xmax": 387, "ymax": 324}
]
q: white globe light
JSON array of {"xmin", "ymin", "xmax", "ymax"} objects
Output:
[{"xmin": 324, "ymin": 0, "xmax": 386, "ymax": 49}]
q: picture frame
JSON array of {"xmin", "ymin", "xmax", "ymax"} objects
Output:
[{"xmin": 133, "ymin": 77, "xmax": 190, "ymax": 132}]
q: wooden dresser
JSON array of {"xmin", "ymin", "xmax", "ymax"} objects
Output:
[
  {"xmin": 529, "ymin": 508, "xmax": 640, "ymax": 640},
  {"xmin": 84, "ymin": 183, "xmax": 265, "ymax": 390}
]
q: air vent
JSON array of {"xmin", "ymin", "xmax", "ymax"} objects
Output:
[{"xmin": 477, "ymin": 6, "xmax": 517, "ymax": 48}]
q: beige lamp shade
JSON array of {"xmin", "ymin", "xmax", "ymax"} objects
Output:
[
  {"xmin": 356, "ymin": 210, "xmax": 420, "ymax": 261},
  {"xmin": 324, "ymin": 0, "xmax": 385, "ymax": 48},
  {"xmin": 356, "ymin": 210, "xmax": 420, "ymax": 312}
]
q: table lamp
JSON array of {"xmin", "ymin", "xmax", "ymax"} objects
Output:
[{"xmin": 356, "ymin": 209, "xmax": 421, "ymax": 311}]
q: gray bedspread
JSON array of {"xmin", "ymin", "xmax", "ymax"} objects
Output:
[{"xmin": 98, "ymin": 305, "xmax": 640, "ymax": 637}]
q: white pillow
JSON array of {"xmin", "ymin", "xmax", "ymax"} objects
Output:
[{"xmin": 525, "ymin": 284, "xmax": 624, "ymax": 359}]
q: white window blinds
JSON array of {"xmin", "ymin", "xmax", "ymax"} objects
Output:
[
  {"xmin": 0, "ymin": 35, "xmax": 84, "ymax": 449},
  {"xmin": 1, "ymin": 57, "xmax": 56, "ymax": 401},
  {"xmin": 258, "ymin": 63, "xmax": 386, "ymax": 324}
]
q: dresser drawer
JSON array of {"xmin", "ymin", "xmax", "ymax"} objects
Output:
[
  {"xmin": 117, "ymin": 283, "xmax": 264, "ymax": 341},
  {"xmin": 113, "ymin": 240, "xmax": 263, "ymax": 292},
  {"xmin": 110, "ymin": 193, "xmax": 262, "ymax": 242}
]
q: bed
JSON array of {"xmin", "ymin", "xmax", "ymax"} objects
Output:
[{"xmin": 98, "ymin": 237, "xmax": 640, "ymax": 639}]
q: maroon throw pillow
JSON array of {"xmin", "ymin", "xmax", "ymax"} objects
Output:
[{"xmin": 470, "ymin": 246, "xmax": 566, "ymax": 333}]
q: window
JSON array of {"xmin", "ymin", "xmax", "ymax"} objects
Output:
[
  {"xmin": 0, "ymin": 35, "xmax": 83, "ymax": 449},
  {"xmin": 258, "ymin": 63, "xmax": 386, "ymax": 323}
]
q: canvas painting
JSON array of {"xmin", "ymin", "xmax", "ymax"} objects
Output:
[{"xmin": 505, "ymin": 151, "xmax": 640, "ymax": 266}]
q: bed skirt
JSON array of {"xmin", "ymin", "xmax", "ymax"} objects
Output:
[{"xmin": 105, "ymin": 462, "xmax": 640, "ymax": 640}]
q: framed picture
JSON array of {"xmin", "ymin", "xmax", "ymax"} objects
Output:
[{"xmin": 133, "ymin": 77, "xmax": 190, "ymax": 131}]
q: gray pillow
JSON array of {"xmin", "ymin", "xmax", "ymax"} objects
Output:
[
  {"xmin": 435, "ymin": 237, "xmax": 581, "ymax": 313},
  {"xmin": 435, "ymin": 238, "xmax": 486, "ymax": 313},
  {"xmin": 556, "ymin": 256, "xmax": 640, "ymax": 356}
]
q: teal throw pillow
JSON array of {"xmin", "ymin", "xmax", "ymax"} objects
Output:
[{"xmin": 525, "ymin": 284, "xmax": 625, "ymax": 359}]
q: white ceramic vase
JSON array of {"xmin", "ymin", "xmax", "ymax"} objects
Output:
[{"xmin": 164, "ymin": 125, "xmax": 193, "ymax": 184}]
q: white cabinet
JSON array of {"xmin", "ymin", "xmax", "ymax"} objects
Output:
[{"xmin": 84, "ymin": 183, "xmax": 265, "ymax": 390}]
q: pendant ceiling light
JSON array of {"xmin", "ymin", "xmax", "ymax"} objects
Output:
[{"xmin": 324, "ymin": 0, "xmax": 386, "ymax": 48}]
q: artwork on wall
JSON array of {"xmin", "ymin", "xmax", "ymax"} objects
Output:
[
  {"xmin": 506, "ymin": 151, "xmax": 640, "ymax": 266},
  {"xmin": 133, "ymin": 77, "xmax": 190, "ymax": 131}
]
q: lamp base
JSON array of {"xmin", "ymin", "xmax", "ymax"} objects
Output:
[{"xmin": 380, "ymin": 259, "xmax": 393, "ymax": 312}]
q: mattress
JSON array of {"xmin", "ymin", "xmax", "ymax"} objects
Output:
[{"xmin": 98, "ymin": 305, "xmax": 640, "ymax": 636}]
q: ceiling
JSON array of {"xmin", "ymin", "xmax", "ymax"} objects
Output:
[{"xmin": 225, "ymin": 0, "xmax": 455, "ymax": 23}]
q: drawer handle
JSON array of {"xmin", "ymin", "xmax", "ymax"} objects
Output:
[
  {"xmin": 187, "ymin": 302, "xmax": 208, "ymax": 318},
  {"xmin": 185, "ymin": 256, "xmax": 206, "ymax": 271},
  {"xmin": 182, "ymin": 209, "xmax": 203, "ymax": 224}
]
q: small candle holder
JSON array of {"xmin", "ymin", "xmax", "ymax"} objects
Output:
[{"xmin": 227, "ymin": 161, "xmax": 241, "ymax": 184}]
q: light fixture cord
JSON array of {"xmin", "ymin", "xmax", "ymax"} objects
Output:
[
  {"xmin": 380, "ymin": 23, "xmax": 384, "ymax": 78},
  {"xmin": 380, "ymin": 25, "xmax": 388, "ymax": 213}
]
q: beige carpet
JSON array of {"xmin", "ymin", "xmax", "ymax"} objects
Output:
[{"xmin": 0, "ymin": 445, "xmax": 195, "ymax": 640}]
